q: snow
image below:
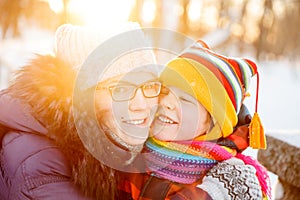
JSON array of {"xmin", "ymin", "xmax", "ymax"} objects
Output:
[
  {"xmin": 1, "ymin": 25, "xmax": 300, "ymax": 199},
  {"xmin": 257, "ymin": 61, "xmax": 300, "ymax": 131},
  {"xmin": 0, "ymin": 26, "xmax": 54, "ymax": 89}
]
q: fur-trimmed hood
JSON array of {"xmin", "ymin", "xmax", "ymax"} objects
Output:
[{"xmin": 0, "ymin": 55, "xmax": 120, "ymax": 199}]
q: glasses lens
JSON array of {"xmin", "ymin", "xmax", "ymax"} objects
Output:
[
  {"xmin": 110, "ymin": 85, "xmax": 135, "ymax": 101},
  {"xmin": 109, "ymin": 82, "xmax": 161, "ymax": 101},
  {"xmin": 142, "ymin": 82, "xmax": 161, "ymax": 97}
]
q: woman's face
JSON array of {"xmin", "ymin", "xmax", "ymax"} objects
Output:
[
  {"xmin": 151, "ymin": 86, "xmax": 211, "ymax": 141},
  {"xmin": 95, "ymin": 71, "xmax": 160, "ymax": 146}
]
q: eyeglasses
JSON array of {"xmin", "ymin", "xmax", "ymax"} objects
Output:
[{"xmin": 97, "ymin": 81, "xmax": 162, "ymax": 102}]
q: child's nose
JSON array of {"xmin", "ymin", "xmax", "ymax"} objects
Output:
[{"xmin": 160, "ymin": 92, "xmax": 175, "ymax": 110}]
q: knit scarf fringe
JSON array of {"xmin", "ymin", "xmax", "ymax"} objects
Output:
[{"xmin": 145, "ymin": 138, "xmax": 271, "ymax": 199}]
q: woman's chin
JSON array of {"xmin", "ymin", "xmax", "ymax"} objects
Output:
[{"xmin": 122, "ymin": 133, "xmax": 148, "ymax": 146}]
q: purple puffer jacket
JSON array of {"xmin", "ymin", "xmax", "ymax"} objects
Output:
[
  {"xmin": 0, "ymin": 55, "xmax": 121, "ymax": 200},
  {"xmin": 0, "ymin": 92, "xmax": 91, "ymax": 200}
]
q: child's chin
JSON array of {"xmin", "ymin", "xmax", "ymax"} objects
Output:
[
  {"xmin": 151, "ymin": 124, "xmax": 177, "ymax": 139},
  {"xmin": 151, "ymin": 131, "xmax": 175, "ymax": 141}
]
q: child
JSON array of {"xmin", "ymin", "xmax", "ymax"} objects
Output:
[{"xmin": 143, "ymin": 40, "xmax": 271, "ymax": 200}]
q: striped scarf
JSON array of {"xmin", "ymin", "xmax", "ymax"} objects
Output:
[
  {"xmin": 144, "ymin": 137, "xmax": 233, "ymax": 184},
  {"xmin": 144, "ymin": 137, "xmax": 271, "ymax": 198}
]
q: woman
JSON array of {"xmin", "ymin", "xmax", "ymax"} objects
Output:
[{"xmin": 0, "ymin": 23, "xmax": 160, "ymax": 199}]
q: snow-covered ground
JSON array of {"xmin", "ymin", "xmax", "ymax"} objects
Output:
[{"xmin": 1, "ymin": 25, "xmax": 299, "ymax": 199}]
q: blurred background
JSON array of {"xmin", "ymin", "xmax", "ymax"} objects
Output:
[
  {"xmin": 1, "ymin": 0, "xmax": 299, "ymax": 128},
  {"xmin": 1, "ymin": 0, "xmax": 300, "ymax": 197},
  {"xmin": 1, "ymin": 0, "xmax": 300, "ymax": 58}
]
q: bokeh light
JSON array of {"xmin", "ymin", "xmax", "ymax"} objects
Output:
[
  {"xmin": 66, "ymin": 0, "xmax": 135, "ymax": 27},
  {"xmin": 47, "ymin": 0, "xmax": 64, "ymax": 13},
  {"xmin": 141, "ymin": 0, "xmax": 156, "ymax": 24}
]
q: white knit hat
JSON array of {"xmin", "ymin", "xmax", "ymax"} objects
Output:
[{"xmin": 54, "ymin": 22, "xmax": 156, "ymax": 85}]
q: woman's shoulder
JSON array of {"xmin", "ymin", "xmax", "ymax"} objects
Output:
[
  {"xmin": 1, "ymin": 131, "xmax": 71, "ymax": 178},
  {"xmin": 0, "ymin": 131, "xmax": 94, "ymax": 200}
]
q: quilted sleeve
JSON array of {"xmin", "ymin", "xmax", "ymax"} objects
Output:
[{"xmin": 0, "ymin": 132, "xmax": 91, "ymax": 200}]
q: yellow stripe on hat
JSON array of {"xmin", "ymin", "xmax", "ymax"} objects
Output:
[{"xmin": 160, "ymin": 58, "xmax": 238, "ymax": 139}]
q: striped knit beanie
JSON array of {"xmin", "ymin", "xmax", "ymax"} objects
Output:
[{"xmin": 160, "ymin": 40, "xmax": 266, "ymax": 149}]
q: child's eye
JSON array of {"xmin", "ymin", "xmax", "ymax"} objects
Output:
[{"xmin": 179, "ymin": 96, "xmax": 194, "ymax": 104}]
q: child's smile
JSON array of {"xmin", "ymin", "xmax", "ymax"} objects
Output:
[{"xmin": 151, "ymin": 86, "xmax": 211, "ymax": 141}]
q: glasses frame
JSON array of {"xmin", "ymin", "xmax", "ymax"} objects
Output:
[{"xmin": 97, "ymin": 81, "xmax": 162, "ymax": 102}]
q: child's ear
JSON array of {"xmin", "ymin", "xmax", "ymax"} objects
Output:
[
  {"xmin": 207, "ymin": 116, "xmax": 214, "ymax": 133},
  {"xmin": 237, "ymin": 104, "xmax": 252, "ymax": 126}
]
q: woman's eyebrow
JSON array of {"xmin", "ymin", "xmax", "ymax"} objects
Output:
[
  {"xmin": 103, "ymin": 80, "xmax": 131, "ymax": 86},
  {"xmin": 110, "ymin": 80, "xmax": 130, "ymax": 85},
  {"xmin": 112, "ymin": 79, "xmax": 160, "ymax": 85},
  {"xmin": 143, "ymin": 78, "xmax": 160, "ymax": 82}
]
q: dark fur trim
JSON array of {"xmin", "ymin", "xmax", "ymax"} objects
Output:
[{"xmin": 8, "ymin": 55, "xmax": 119, "ymax": 199}]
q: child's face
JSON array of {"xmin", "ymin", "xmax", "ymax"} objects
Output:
[{"xmin": 151, "ymin": 86, "xmax": 211, "ymax": 141}]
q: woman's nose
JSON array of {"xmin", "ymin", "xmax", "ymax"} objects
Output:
[{"xmin": 129, "ymin": 88, "xmax": 148, "ymax": 111}]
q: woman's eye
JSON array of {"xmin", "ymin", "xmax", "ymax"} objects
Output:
[
  {"xmin": 111, "ymin": 86, "xmax": 131, "ymax": 94},
  {"xmin": 115, "ymin": 87, "xmax": 124, "ymax": 92},
  {"xmin": 144, "ymin": 83, "xmax": 154, "ymax": 89}
]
